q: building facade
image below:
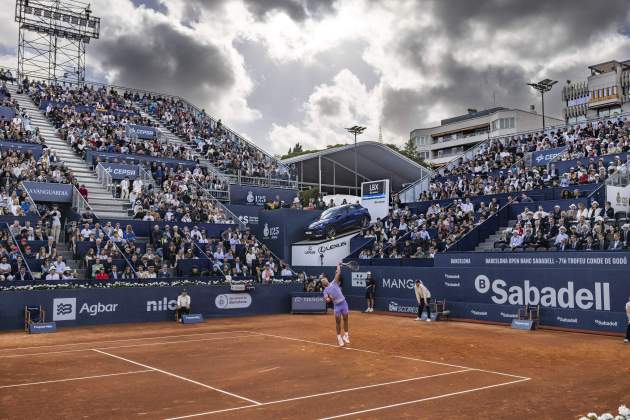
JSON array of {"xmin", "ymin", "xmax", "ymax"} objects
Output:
[
  {"xmin": 562, "ymin": 60, "xmax": 630, "ymax": 124},
  {"xmin": 410, "ymin": 107, "xmax": 563, "ymax": 166}
]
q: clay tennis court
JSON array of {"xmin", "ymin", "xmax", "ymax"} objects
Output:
[{"xmin": 0, "ymin": 313, "xmax": 627, "ymax": 419}]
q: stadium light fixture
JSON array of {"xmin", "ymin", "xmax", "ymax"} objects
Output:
[
  {"xmin": 527, "ymin": 79, "xmax": 557, "ymax": 130},
  {"xmin": 345, "ymin": 125, "xmax": 366, "ymax": 192}
]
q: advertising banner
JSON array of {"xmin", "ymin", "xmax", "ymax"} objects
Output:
[
  {"xmin": 0, "ymin": 106, "xmax": 16, "ymax": 121},
  {"xmin": 255, "ymin": 209, "xmax": 321, "ymax": 263},
  {"xmin": 0, "ymin": 284, "xmax": 302, "ymax": 330},
  {"xmin": 434, "ymin": 252, "xmax": 630, "ymax": 268},
  {"xmin": 229, "ymin": 185, "xmax": 298, "ymax": 207},
  {"xmin": 361, "ymin": 179, "xmax": 389, "ymax": 222},
  {"xmin": 290, "ymin": 292, "xmax": 327, "ymax": 313},
  {"xmin": 22, "ymin": 182, "xmax": 73, "ymax": 203},
  {"xmin": 532, "ymin": 146, "xmax": 568, "ymax": 166},
  {"xmin": 0, "ymin": 141, "xmax": 43, "ymax": 159},
  {"xmin": 86, "ymin": 150, "xmax": 197, "ymax": 170},
  {"xmin": 291, "ymin": 231, "xmax": 359, "ymax": 266},
  {"xmin": 101, "ymin": 163, "xmax": 140, "ymax": 180},
  {"xmin": 226, "ymin": 204, "xmax": 262, "ymax": 226},
  {"xmin": 126, "ymin": 124, "xmax": 158, "ymax": 140},
  {"xmin": 607, "ymin": 185, "xmax": 630, "ymax": 213},
  {"xmin": 342, "ymin": 264, "xmax": 630, "ymax": 333}
]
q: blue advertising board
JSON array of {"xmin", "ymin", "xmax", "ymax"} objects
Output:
[
  {"xmin": 229, "ymin": 185, "xmax": 298, "ymax": 207},
  {"xmin": 86, "ymin": 150, "xmax": 197, "ymax": 170},
  {"xmin": 343, "ymin": 262, "xmax": 630, "ymax": 334},
  {"xmin": 101, "ymin": 163, "xmax": 140, "ymax": 180},
  {"xmin": 0, "ymin": 284, "xmax": 302, "ymax": 330},
  {"xmin": 0, "ymin": 141, "xmax": 43, "ymax": 159},
  {"xmin": 290, "ymin": 292, "xmax": 327, "ymax": 313},
  {"xmin": 255, "ymin": 209, "xmax": 321, "ymax": 262},
  {"xmin": 22, "ymin": 181, "xmax": 73, "ymax": 203},
  {"xmin": 226, "ymin": 204, "xmax": 262, "ymax": 226},
  {"xmin": 0, "ymin": 106, "xmax": 16, "ymax": 121},
  {"xmin": 126, "ymin": 124, "xmax": 158, "ymax": 140},
  {"xmin": 532, "ymin": 146, "xmax": 568, "ymax": 166}
]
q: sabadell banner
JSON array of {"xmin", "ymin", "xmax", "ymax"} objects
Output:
[{"xmin": 342, "ymin": 265, "xmax": 630, "ymax": 334}]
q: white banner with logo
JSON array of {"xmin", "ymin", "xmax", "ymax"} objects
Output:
[
  {"xmin": 361, "ymin": 179, "xmax": 389, "ymax": 222},
  {"xmin": 607, "ymin": 185, "xmax": 630, "ymax": 213},
  {"xmin": 291, "ymin": 232, "xmax": 359, "ymax": 266}
]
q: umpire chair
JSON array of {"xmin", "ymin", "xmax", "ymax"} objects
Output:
[{"xmin": 24, "ymin": 305, "xmax": 46, "ymax": 332}]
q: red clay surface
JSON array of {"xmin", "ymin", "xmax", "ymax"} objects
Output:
[{"xmin": 0, "ymin": 312, "xmax": 628, "ymax": 419}]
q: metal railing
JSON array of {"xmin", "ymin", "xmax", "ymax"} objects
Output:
[
  {"xmin": 4, "ymin": 222, "xmax": 35, "ymax": 279},
  {"xmin": 19, "ymin": 181, "xmax": 42, "ymax": 217},
  {"xmin": 72, "ymin": 184, "xmax": 91, "ymax": 214},
  {"xmin": 224, "ymin": 172, "xmax": 298, "ymax": 189},
  {"xmin": 95, "ymin": 163, "xmax": 114, "ymax": 192},
  {"xmin": 138, "ymin": 165, "xmax": 156, "ymax": 188}
]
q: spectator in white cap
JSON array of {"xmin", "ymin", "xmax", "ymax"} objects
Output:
[
  {"xmin": 554, "ymin": 226, "xmax": 569, "ymax": 248},
  {"xmin": 587, "ymin": 201, "xmax": 601, "ymax": 220}
]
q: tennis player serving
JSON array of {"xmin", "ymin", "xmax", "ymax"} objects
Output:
[{"xmin": 321, "ymin": 262, "xmax": 350, "ymax": 347}]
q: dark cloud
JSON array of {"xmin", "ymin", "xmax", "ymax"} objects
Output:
[
  {"xmin": 381, "ymin": 0, "xmax": 630, "ymax": 138},
  {"xmin": 315, "ymin": 96, "xmax": 341, "ymax": 117},
  {"xmin": 382, "ymin": 57, "xmax": 534, "ymax": 135},
  {"xmin": 129, "ymin": 0, "xmax": 168, "ymax": 15},
  {"xmin": 187, "ymin": 0, "xmax": 335, "ymax": 23},
  {"xmin": 91, "ymin": 22, "xmax": 234, "ymax": 106}
]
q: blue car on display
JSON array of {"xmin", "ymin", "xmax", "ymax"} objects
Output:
[{"xmin": 305, "ymin": 204, "xmax": 371, "ymax": 239}]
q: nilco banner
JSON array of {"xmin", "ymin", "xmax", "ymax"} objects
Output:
[
  {"xmin": 22, "ymin": 182, "xmax": 73, "ymax": 203},
  {"xmin": 0, "ymin": 284, "xmax": 302, "ymax": 330},
  {"xmin": 343, "ymin": 265, "xmax": 630, "ymax": 334},
  {"xmin": 125, "ymin": 124, "xmax": 158, "ymax": 140},
  {"xmin": 229, "ymin": 185, "xmax": 298, "ymax": 207}
]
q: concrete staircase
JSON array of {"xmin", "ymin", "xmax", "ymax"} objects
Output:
[
  {"xmin": 474, "ymin": 220, "xmax": 517, "ymax": 252},
  {"xmin": 6, "ymin": 84, "xmax": 129, "ymax": 219},
  {"xmin": 136, "ymin": 108, "xmax": 232, "ymax": 197}
]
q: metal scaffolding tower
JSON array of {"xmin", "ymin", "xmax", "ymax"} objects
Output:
[{"xmin": 15, "ymin": 0, "xmax": 100, "ymax": 85}]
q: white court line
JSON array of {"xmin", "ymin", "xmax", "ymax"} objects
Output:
[
  {"xmin": 254, "ymin": 332, "xmax": 531, "ymax": 381},
  {"xmin": 0, "ymin": 334, "xmax": 258, "ymax": 359},
  {"xmin": 92, "ymin": 349, "xmax": 261, "ymax": 405},
  {"xmin": 317, "ymin": 377, "xmax": 531, "ymax": 419},
  {"xmin": 164, "ymin": 369, "xmax": 473, "ymax": 420},
  {"xmin": 0, "ymin": 330, "xmax": 251, "ymax": 352},
  {"xmin": 0, "ymin": 369, "xmax": 153, "ymax": 389}
]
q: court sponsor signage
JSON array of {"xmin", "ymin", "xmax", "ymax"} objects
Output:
[
  {"xmin": 22, "ymin": 182, "xmax": 74, "ymax": 203},
  {"xmin": 181, "ymin": 314, "xmax": 204, "ymax": 324},
  {"xmin": 342, "ymin": 264, "xmax": 630, "ymax": 333},
  {"xmin": 0, "ymin": 284, "xmax": 302, "ymax": 330},
  {"xmin": 29, "ymin": 322, "xmax": 57, "ymax": 334},
  {"xmin": 291, "ymin": 293, "xmax": 327, "ymax": 313},
  {"xmin": 214, "ymin": 293, "xmax": 252, "ymax": 309},
  {"xmin": 351, "ymin": 272, "xmax": 368, "ymax": 288},
  {"xmin": 511, "ymin": 319, "xmax": 535, "ymax": 330}
]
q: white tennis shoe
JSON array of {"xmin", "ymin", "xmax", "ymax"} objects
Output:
[
  {"xmin": 343, "ymin": 333, "xmax": 350, "ymax": 344},
  {"xmin": 337, "ymin": 335, "xmax": 345, "ymax": 346}
]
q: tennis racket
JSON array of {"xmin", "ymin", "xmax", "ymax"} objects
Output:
[{"xmin": 339, "ymin": 260, "xmax": 360, "ymax": 271}]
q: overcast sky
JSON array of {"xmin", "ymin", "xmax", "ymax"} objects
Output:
[{"xmin": 2, "ymin": 0, "xmax": 630, "ymax": 155}]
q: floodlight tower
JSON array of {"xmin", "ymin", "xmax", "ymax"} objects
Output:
[
  {"xmin": 15, "ymin": 0, "xmax": 100, "ymax": 85},
  {"xmin": 345, "ymin": 125, "xmax": 367, "ymax": 191},
  {"xmin": 527, "ymin": 78, "xmax": 557, "ymax": 130}
]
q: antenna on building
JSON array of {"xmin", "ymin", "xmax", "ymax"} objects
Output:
[{"xmin": 378, "ymin": 124, "xmax": 383, "ymax": 143}]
